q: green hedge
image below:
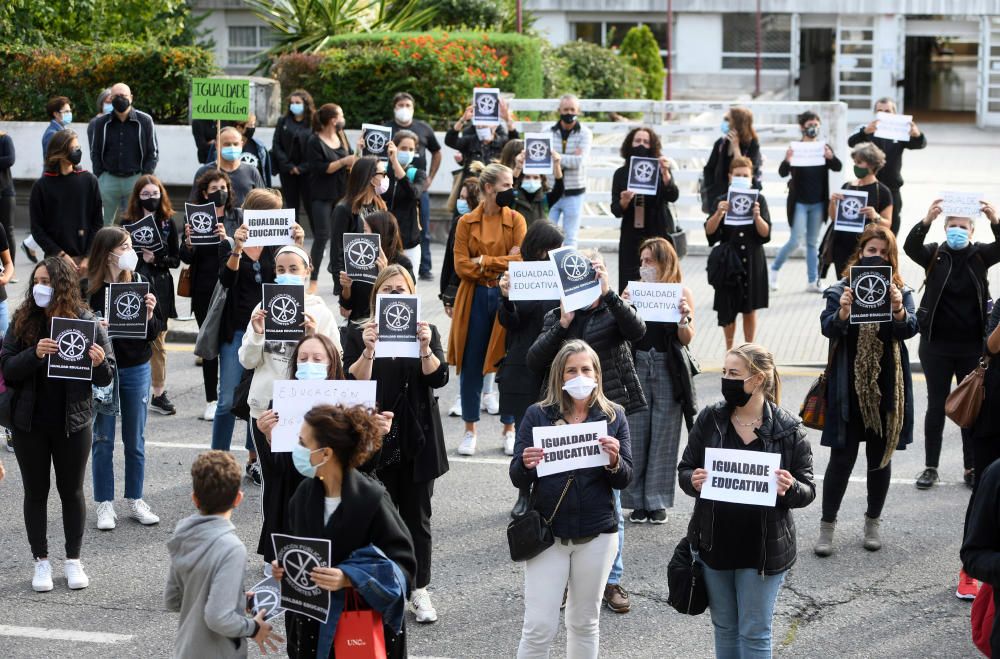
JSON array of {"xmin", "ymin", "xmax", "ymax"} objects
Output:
[
  {"xmin": 0, "ymin": 43, "xmax": 216, "ymax": 125},
  {"xmin": 271, "ymin": 31, "xmax": 544, "ymax": 129},
  {"xmin": 543, "ymin": 40, "xmax": 645, "ymax": 102}
]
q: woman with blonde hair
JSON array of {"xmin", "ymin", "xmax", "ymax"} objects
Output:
[
  {"xmin": 620, "ymin": 237, "xmax": 696, "ymax": 523},
  {"xmin": 678, "ymin": 343, "xmax": 815, "ymax": 658},
  {"xmin": 815, "ymin": 224, "xmax": 917, "ymax": 556},
  {"xmin": 511, "ymin": 339, "xmax": 631, "ymax": 659}
]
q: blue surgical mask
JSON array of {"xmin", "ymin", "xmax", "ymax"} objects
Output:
[
  {"xmin": 292, "ymin": 445, "xmax": 327, "ymax": 479},
  {"xmin": 456, "ymin": 199, "xmax": 471, "ymax": 215},
  {"xmin": 221, "ymin": 146, "xmax": 242, "ymax": 162},
  {"xmin": 61, "ymin": 112, "xmax": 73, "ymax": 125},
  {"xmin": 946, "ymin": 226, "xmax": 970, "ymax": 250},
  {"xmin": 720, "ymin": 120, "xmax": 730, "ymax": 134},
  {"xmin": 396, "ymin": 151, "xmax": 414, "ymax": 167},
  {"xmin": 295, "ymin": 362, "xmax": 329, "ymax": 380},
  {"xmin": 290, "ymin": 103, "xmax": 304, "ymax": 116},
  {"xmin": 521, "ymin": 179, "xmax": 542, "ymax": 194},
  {"xmin": 731, "ymin": 176, "xmax": 752, "ymax": 190},
  {"xmin": 274, "ymin": 273, "xmax": 305, "ymax": 286},
  {"xmin": 102, "ymin": 103, "xmax": 113, "ymax": 115}
]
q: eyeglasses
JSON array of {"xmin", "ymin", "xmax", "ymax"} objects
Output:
[
  {"xmin": 138, "ymin": 192, "xmax": 161, "ymax": 200},
  {"xmin": 252, "ymin": 260, "xmax": 261, "ymax": 284}
]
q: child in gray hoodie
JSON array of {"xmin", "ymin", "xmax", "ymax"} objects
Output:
[{"xmin": 165, "ymin": 450, "xmax": 283, "ymax": 657}]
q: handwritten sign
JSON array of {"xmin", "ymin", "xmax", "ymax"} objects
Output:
[
  {"xmin": 191, "ymin": 77, "xmax": 250, "ymax": 121},
  {"xmin": 700, "ymin": 447, "xmax": 780, "ymax": 507},
  {"xmin": 272, "ymin": 534, "xmax": 332, "ymax": 623},
  {"xmin": 508, "ymin": 261, "xmax": 560, "ymax": 301},
  {"xmin": 549, "ymin": 246, "xmax": 600, "ymax": 312},
  {"xmin": 940, "ymin": 191, "xmax": 983, "ymax": 219},
  {"xmin": 789, "ymin": 141, "xmax": 825, "ymax": 167},
  {"xmin": 626, "ymin": 156, "xmax": 660, "ymax": 196},
  {"xmin": 533, "ymin": 420, "xmax": 610, "ymax": 477},
  {"xmin": 271, "ymin": 379, "xmax": 378, "ymax": 452},
  {"xmin": 628, "ymin": 282, "xmax": 682, "ymax": 323},
  {"xmin": 874, "ymin": 112, "xmax": 912, "ymax": 142},
  {"xmin": 243, "ymin": 208, "xmax": 295, "ymax": 247},
  {"xmin": 725, "ymin": 188, "xmax": 758, "ymax": 227},
  {"xmin": 834, "ymin": 190, "xmax": 868, "ymax": 233},
  {"xmin": 850, "ymin": 265, "xmax": 893, "ymax": 324}
]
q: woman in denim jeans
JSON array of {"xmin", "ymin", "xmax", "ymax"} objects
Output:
[
  {"xmin": 769, "ymin": 111, "xmax": 843, "ymax": 293},
  {"xmin": 85, "ymin": 227, "xmax": 164, "ymax": 531},
  {"xmin": 678, "ymin": 344, "xmax": 815, "ymax": 659}
]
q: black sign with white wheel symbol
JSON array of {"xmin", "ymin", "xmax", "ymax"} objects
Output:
[
  {"xmin": 365, "ymin": 131, "xmax": 386, "ymax": 153},
  {"xmin": 263, "ymin": 284, "xmax": 305, "ymax": 341},
  {"xmin": 122, "ymin": 215, "xmax": 164, "ymax": 252},
  {"xmin": 523, "ymin": 134, "xmax": 554, "ymax": 174},
  {"xmin": 190, "ymin": 211, "xmax": 214, "ymax": 233},
  {"xmin": 57, "ymin": 330, "xmax": 87, "ymax": 361},
  {"xmin": 272, "ymin": 533, "xmax": 332, "ymax": 623},
  {"xmin": 105, "ymin": 282, "xmax": 150, "ymax": 338},
  {"xmin": 185, "ymin": 202, "xmax": 221, "ymax": 245},
  {"xmin": 561, "ymin": 253, "xmax": 590, "ymax": 282},
  {"xmin": 724, "ymin": 189, "xmax": 758, "ymax": 226},
  {"xmin": 375, "ymin": 294, "xmax": 420, "ymax": 358},
  {"xmin": 841, "ymin": 197, "xmax": 862, "ymax": 219},
  {"xmin": 48, "ymin": 317, "xmax": 96, "ymax": 380},
  {"xmin": 343, "ymin": 233, "xmax": 380, "ymax": 283},
  {"xmin": 549, "ymin": 246, "xmax": 602, "ymax": 312},
  {"xmin": 361, "ymin": 123, "xmax": 391, "ymax": 157},
  {"xmin": 115, "ymin": 292, "xmax": 142, "ymax": 320},
  {"xmin": 849, "ymin": 265, "xmax": 893, "ymax": 324},
  {"xmin": 835, "ymin": 190, "xmax": 869, "ymax": 233},
  {"xmin": 473, "ymin": 88, "xmax": 500, "ymax": 125},
  {"xmin": 626, "ymin": 156, "xmax": 661, "ymax": 195},
  {"xmin": 528, "ymin": 141, "xmax": 548, "ymax": 161}
]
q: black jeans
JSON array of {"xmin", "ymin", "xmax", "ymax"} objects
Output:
[
  {"xmin": 821, "ymin": 423, "xmax": 892, "ymax": 523},
  {"xmin": 282, "ymin": 173, "xmax": 311, "ymax": 225},
  {"xmin": 918, "ymin": 337, "xmax": 978, "ymax": 470},
  {"xmin": 13, "ymin": 425, "xmax": 92, "ymax": 559},
  {"xmin": 0, "ymin": 195, "xmax": 14, "ymax": 265},
  {"xmin": 192, "ymin": 288, "xmax": 219, "ymax": 403},
  {"xmin": 379, "ymin": 462, "xmax": 434, "ymax": 589},
  {"xmin": 887, "ymin": 184, "xmax": 902, "ymax": 236},
  {"xmin": 308, "ymin": 199, "xmax": 334, "ymax": 281}
]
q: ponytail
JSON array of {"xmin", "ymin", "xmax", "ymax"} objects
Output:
[{"xmin": 728, "ymin": 343, "xmax": 780, "ymax": 405}]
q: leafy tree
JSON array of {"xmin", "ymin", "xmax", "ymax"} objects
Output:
[
  {"xmin": 0, "ymin": 0, "xmax": 192, "ymax": 45},
  {"xmin": 618, "ymin": 25, "xmax": 665, "ymax": 100}
]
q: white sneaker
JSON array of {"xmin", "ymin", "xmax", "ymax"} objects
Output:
[
  {"xmin": 482, "ymin": 392, "xmax": 500, "ymax": 415},
  {"xmin": 64, "ymin": 559, "xmax": 89, "ymax": 590},
  {"xmin": 503, "ymin": 430, "xmax": 516, "ymax": 456},
  {"xmin": 457, "ymin": 431, "xmax": 477, "ymax": 456},
  {"xmin": 807, "ymin": 280, "xmax": 824, "ymax": 294},
  {"xmin": 127, "ymin": 498, "xmax": 160, "ymax": 525},
  {"xmin": 1, "ymin": 427, "xmax": 13, "ymax": 453},
  {"xmin": 96, "ymin": 501, "xmax": 117, "ymax": 530},
  {"xmin": 32, "ymin": 559, "xmax": 53, "ymax": 592},
  {"xmin": 409, "ymin": 588, "xmax": 438, "ymax": 623},
  {"xmin": 448, "ymin": 396, "xmax": 462, "ymax": 418},
  {"xmin": 768, "ymin": 268, "xmax": 779, "ymax": 291},
  {"xmin": 202, "ymin": 401, "xmax": 217, "ymax": 421}
]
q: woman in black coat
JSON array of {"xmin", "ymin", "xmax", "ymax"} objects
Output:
[
  {"xmin": 271, "ymin": 404, "xmax": 416, "ymax": 659},
  {"xmin": 678, "ymin": 344, "xmax": 814, "ymax": 658},
  {"xmin": 271, "ymin": 89, "xmax": 316, "ymax": 216},
  {"xmin": 497, "ymin": 220, "xmax": 565, "ymax": 516},
  {"xmin": 705, "ymin": 156, "xmax": 771, "ymax": 350},
  {"xmin": 702, "ymin": 106, "xmax": 762, "ymax": 201},
  {"xmin": 344, "ymin": 264, "xmax": 448, "ymax": 625},
  {"xmin": 337, "ymin": 210, "xmax": 414, "ymax": 324},
  {"xmin": 611, "ymin": 127, "xmax": 681, "ymax": 291}
]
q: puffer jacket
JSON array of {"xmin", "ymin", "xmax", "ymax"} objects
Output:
[
  {"xmin": 678, "ymin": 401, "xmax": 816, "ymax": 575},
  {"xmin": 526, "ymin": 290, "xmax": 648, "ymax": 414}
]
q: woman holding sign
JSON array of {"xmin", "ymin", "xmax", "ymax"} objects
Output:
[
  {"xmin": 511, "ymin": 340, "xmax": 632, "ymax": 658},
  {"xmin": 85, "ymin": 227, "xmax": 164, "ymax": 531},
  {"xmin": 678, "ymin": 344, "xmax": 814, "ymax": 659},
  {"xmin": 449, "ymin": 163, "xmax": 527, "ymax": 457},
  {"xmin": 344, "ymin": 264, "xmax": 449, "ymax": 624},
  {"xmin": 1, "ymin": 257, "xmax": 114, "ymax": 592},
  {"xmin": 338, "ymin": 210, "xmax": 415, "ymax": 323},
  {"xmin": 611, "ymin": 127, "xmax": 680, "ymax": 291},
  {"xmin": 705, "ymin": 156, "xmax": 771, "ymax": 350},
  {"xmin": 331, "ymin": 156, "xmax": 388, "ymax": 315},
  {"xmin": 815, "ymin": 224, "xmax": 917, "ymax": 556},
  {"xmin": 702, "ymin": 107, "xmax": 762, "ymax": 202},
  {"xmin": 826, "ymin": 143, "xmax": 893, "ymax": 279}
]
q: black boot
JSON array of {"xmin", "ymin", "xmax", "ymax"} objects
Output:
[{"xmin": 510, "ymin": 486, "xmax": 531, "ymax": 519}]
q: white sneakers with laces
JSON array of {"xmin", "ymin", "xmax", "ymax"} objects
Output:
[
  {"xmin": 202, "ymin": 401, "xmax": 218, "ymax": 422},
  {"xmin": 32, "ymin": 559, "xmax": 53, "ymax": 592},
  {"xmin": 448, "ymin": 395, "xmax": 462, "ymax": 418},
  {"xmin": 768, "ymin": 268, "xmax": 779, "ymax": 291},
  {"xmin": 96, "ymin": 501, "xmax": 117, "ymax": 530},
  {"xmin": 503, "ymin": 430, "xmax": 516, "ymax": 456},
  {"xmin": 409, "ymin": 588, "xmax": 438, "ymax": 623},
  {"xmin": 64, "ymin": 559, "xmax": 89, "ymax": 590},
  {"xmin": 481, "ymin": 391, "xmax": 500, "ymax": 415},
  {"xmin": 807, "ymin": 280, "xmax": 824, "ymax": 294},
  {"xmin": 128, "ymin": 498, "xmax": 160, "ymax": 525},
  {"xmin": 458, "ymin": 431, "xmax": 477, "ymax": 456}
]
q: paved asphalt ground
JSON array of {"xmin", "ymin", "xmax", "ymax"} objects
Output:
[{"xmin": 0, "ymin": 122, "xmax": 993, "ymax": 657}]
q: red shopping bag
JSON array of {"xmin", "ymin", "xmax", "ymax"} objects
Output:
[
  {"xmin": 972, "ymin": 582, "xmax": 994, "ymax": 657},
  {"xmin": 333, "ymin": 588, "xmax": 387, "ymax": 659}
]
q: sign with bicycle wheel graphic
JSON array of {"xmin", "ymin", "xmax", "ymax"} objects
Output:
[
  {"xmin": 361, "ymin": 123, "xmax": 392, "ymax": 157},
  {"xmin": 272, "ymin": 534, "xmax": 332, "ymax": 623},
  {"xmin": 626, "ymin": 156, "xmax": 660, "ymax": 196},
  {"xmin": 262, "ymin": 283, "xmax": 305, "ymax": 342},
  {"xmin": 523, "ymin": 133, "xmax": 553, "ymax": 175},
  {"xmin": 724, "ymin": 188, "xmax": 758, "ymax": 227},
  {"xmin": 185, "ymin": 202, "xmax": 220, "ymax": 245},
  {"xmin": 375, "ymin": 294, "xmax": 420, "ymax": 358},
  {"xmin": 850, "ymin": 265, "xmax": 893, "ymax": 324},
  {"xmin": 835, "ymin": 190, "xmax": 868, "ymax": 234},
  {"xmin": 104, "ymin": 282, "xmax": 149, "ymax": 339},
  {"xmin": 248, "ymin": 576, "xmax": 286, "ymax": 622},
  {"xmin": 122, "ymin": 214, "xmax": 164, "ymax": 252},
  {"xmin": 549, "ymin": 246, "xmax": 601, "ymax": 312},
  {"xmin": 48, "ymin": 317, "xmax": 96, "ymax": 381},
  {"xmin": 343, "ymin": 233, "xmax": 380, "ymax": 284},
  {"xmin": 473, "ymin": 87, "xmax": 501, "ymax": 126}
]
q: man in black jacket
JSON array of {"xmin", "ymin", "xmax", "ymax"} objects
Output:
[
  {"xmin": 89, "ymin": 82, "xmax": 158, "ymax": 225},
  {"xmin": 847, "ymin": 97, "xmax": 926, "ymax": 235}
]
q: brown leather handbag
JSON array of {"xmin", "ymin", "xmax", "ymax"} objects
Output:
[
  {"xmin": 176, "ymin": 267, "xmax": 192, "ymax": 298},
  {"xmin": 945, "ymin": 357, "xmax": 989, "ymax": 429},
  {"xmin": 800, "ymin": 340, "xmax": 836, "ymax": 430}
]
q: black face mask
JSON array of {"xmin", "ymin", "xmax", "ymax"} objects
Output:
[
  {"xmin": 140, "ymin": 197, "xmax": 161, "ymax": 213},
  {"xmin": 804, "ymin": 126, "xmax": 819, "ymax": 138},
  {"xmin": 208, "ymin": 189, "xmax": 228, "ymax": 208},
  {"xmin": 721, "ymin": 377, "xmax": 753, "ymax": 407},
  {"xmin": 495, "ymin": 188, "xmax": 516, "ymax": 208},
  {"xmin": 631, "ymin": 145, "xmax": 652, "ymax": 159},
  {"xmin": 560, "ymin": 113, "xmax": 577, "ymax": 125},
  {"xmin": 68, "ymin": 148, "xmax": 83, "ymax": 166},
  {"xmin": 112, "ymin": 95, "xmax": 130, "ymax": 113},
  {"xmin": 243, "ymin": 126, "xmax": 256, "ymax": 140},
  {"xmin": 859, "ymin": 255, "xmax": 887, "ymax": 267},
  {"xmin": 335, "ymin": 120, "xmax": 345, "ymax": 131}
]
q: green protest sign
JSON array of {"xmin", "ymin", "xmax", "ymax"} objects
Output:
[{"xmin": 191, "ymin": 77, "xmax": 250, "ymax": 121}]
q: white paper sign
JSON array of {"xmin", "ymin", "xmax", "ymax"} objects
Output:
[
  {"xmin": 523, "ymin": 133, "xmax": 553, "ymax": 175},
  {"xmin": 940, "ymin": 191, "xmax": 983, "ymax": 219},
  {"xmin": 725, "ymin": 188, "xmax": 758, "ymax": 227},
  {"xmin": 874, "ymin": 112, "xmax": 912, "ymax": 142},
  {"xmin": 834, "ymin": 190, "xmax": 869, "ymax": 233},
  {"xmin": 700, "ymin": 447, "xmax": 780, "ymax": 507},
  {"xmin": 626, "ymin": 156, "xmax": 660, "ymax": 195},
  {"xmin": 243, "ymin": 208, "xmax": 295, "ymax": 247},
  {"xmin": 548, "ymin": 246, "xmax": 601, "ymax": 312},
  {"xmin": 628, "ymin": 282, "xmax": 683, "ymax": 323},
  {"xmin": 375, "ymin": 294, "xmax": 421, "ymax": 358},
  {"xmin": 533, "ymin": 420, "xmax": 610, "ymax": 477},
  {"xmin": 361, "ymin": 123, "xmax": 392, "ymax": 157},
  {"xmin": 271, "ymin": 379, "xmax": 378, "ymax": 452},
  {"xmin": 473, "ymin": 87, "xmax": 501, "ymax": 126},
  {"xmin": 508, "ymin": 261, "xmax": 560, "ymax": 301},
  {"xmin": 789, "ymin": 141, "xmax": 825, "ymax": 167}
]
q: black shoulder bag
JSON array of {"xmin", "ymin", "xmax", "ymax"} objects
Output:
[{"xmin": 506, "ymin": 476, "xmax": 574, "ymax": 562}]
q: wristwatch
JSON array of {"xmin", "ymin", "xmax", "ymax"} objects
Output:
[{"xmin": 678, "ymin": 315, "xmax": 692, "ymax": 328}]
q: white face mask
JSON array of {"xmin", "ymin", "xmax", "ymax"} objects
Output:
[
  {"xmin": 394, "ymin": 107, "xmax": 413, "ymax": 124},
  {"xmin": 731, "ymin": 176, "xmax": 752, "ymax": 190},
  {"xmin": 639, "ymin": 265, "xmax": 658, "ymax": 282},
  {"xmin": 475, "ymin": 127, "xmax": 493, "ymax": 142},
  {"xmin": 562, "ymin": 375, "xmax": 597, "ymax": 401},
  {"xmin": 376, "ymin": 176, "xmax": 390, "ymax": 195},
  {"xmin": 116, "ymin": 249, "xmax": 138, "ymax": 272},
  {"xmin": 33, "ymin": 283, "xmax": 53, "ymax": 308}
]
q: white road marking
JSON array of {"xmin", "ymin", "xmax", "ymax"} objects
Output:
[{"xmin": 0, "ymin": 625, "xmax": 133, "ymax": 644}]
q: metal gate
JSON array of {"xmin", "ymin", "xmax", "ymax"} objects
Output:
[
  {"xmin": 834, "ymin": 16, "xmax": 877, "ymax": 124},
  {"xmin": 978, "ymin": 16, "xmax": 1000, "ymax": 128}
]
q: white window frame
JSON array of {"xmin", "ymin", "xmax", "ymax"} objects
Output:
[{"xmin": 227, "ymin": 25, "xmax": 275, "ymax": 69}]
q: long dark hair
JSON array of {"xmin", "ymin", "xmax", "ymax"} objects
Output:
[
  {"xmin": 12, "ymin": 257, "xmax": 84, "ymax": 345},
  {"xmin": 288, "ymin": 89, "xmax": 316, "ymax": 126},
  {"xmin": 312, "ymin": 103, "xmax": 348, "ymax": 150},
  {"xmin": 619, "ymin": 126, "xmax": 662, "ymax": 159},
  {"xmin": 287, "ymin": 334, "xmax": 345, "ymax": 380},
  {"xmin": 194, "ymin": 169, "xmax": 234, "ymax": 212},
  {"xmin": 520, "ymin": 220, "xmax": 563, "ymax": 262},
  {"xmin": 843, "ymin": 223, "xmax": 906, "ymax": 288},
  {"xmin": 342, "ymin": 156, "xmax": 387, "ymax": 214},
  {"xmin": 86, "ymin": 227, "xmax": 133, "ymax": 295},
  {"xmin": 364, "ymin": 211, "xmax": 403, "ymax": 263},
  {"xmin": 45, "ymin": 129, "xmax": 78, "ymax": 172},
  {"xmin": 122, "ymin": 174, "xmax": 174, "ymax": 223}
]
